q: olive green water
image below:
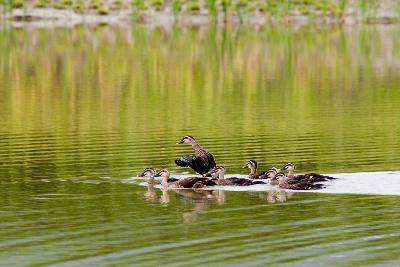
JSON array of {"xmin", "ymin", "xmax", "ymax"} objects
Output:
[{"xmin": 1, "ymin": 25, "xmax": 400, "ymax": 266}]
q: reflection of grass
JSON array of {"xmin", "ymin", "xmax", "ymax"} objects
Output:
[
  {"xmin": 35, "ymin": 0, "xmax": 48, "ymax": 8},
  {"xmin": 90, "ymin": 0, "xmax": 101, "ymax": 9},
  {"xmin": 2, "ymin": 27, "xmax": 400, "ymax": 176},
  {"xmin": 12, "ymin": 0, "xmax": 24, "ymax": 8},
  {"xmin": 97, "ymin": 6, "xmax": 109, "ymax": 14},
  {"xmin": 73, "ymin": 0, "xmax": 85, "ymax": 13},
  {"xmin": 187, "ymin": 0, "xmax": 200, "ymax": 13},
  {"xmin": 338, "ymin": 0, "xmax": 347, "ymax": 16},
  {"xmin": 206, "ymin": 0, "xmax": 217, "ymax": 17},
  {"xmin": 132, "ymin": 0, "xmax": 146, "ymax": 17},
  {"xmin": 221, "ymin": 0, "xmax": 231, "ymax": 17},
  {"xmin": 171, "ymin": 0, "xmax": 181, "ymax": 16},
  {"xmin": 151, "ymin": 0, "xmax": 163, "ymax": 11},
  {"xmin": 112, "ymin": 0, "xmax": 122, "ymax": 10}
]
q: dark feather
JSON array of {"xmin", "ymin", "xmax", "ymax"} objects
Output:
[
  {"xmin": 175, "ymin": 153, "xmax": 216, "ymax": 175},
  {"xmin": 177, "ymin": 177, "xmax": 213, "ymax": 188},
  {"xmin": 284, "ymin": 181, "xmax": 325, "ymax": 190},
  {"xmin": 220, "ymin": 177, "xmax": 266, "ymax": 186},
  {"xmin": 292, "ymin": 173, "xmax": 336, "ymax": 183},
  {"xmin": 256, "ymin": 170, "xmax": 270, "ymax": 180},
  {"xmin": 167, "ymin": 178, "xmax": 179, "ymax": 182}
]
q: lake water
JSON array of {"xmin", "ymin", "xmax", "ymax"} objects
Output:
[{"xmin": 0, "ymin": 25, "xmax": 400, "ymax": 266}]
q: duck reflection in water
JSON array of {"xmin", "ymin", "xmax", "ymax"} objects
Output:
[
  {"xmin": 141, "ymin": 183, "xmax": 170, "ymax": 206},
  {"xmin": 143, "ymin": 183, "xmax": 157, "ymax": 202},
  {"xmin": 174, "ymin": 188, "xmax": 225, "ymax": 224},
  {"xmin": 140, "ymin": 184, "xmax": 225, "ymax": 223},
  {"xmin": 259, "ymin": 190, "xmax": 295, "ymax": 203}
]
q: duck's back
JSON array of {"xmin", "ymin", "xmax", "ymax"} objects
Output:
[
  {"xmin": 224, "ymin": 177, "xmax": 266, "ymax": 186},
  {"xmin": 256, "ymin": 170, "xmax": 270, "ymax": 180},
  {"xmin": 175, "ymin": 151, "xmax": 216, "ymax": 175},
  {"xmin": 284, "ymin": 180, "xmax": 324, "ymax": 190},
  {"xmin": 178, "ymin": 176, "xmax": 212, "ymax": 188},
  {"xmin": 293, "ymin": 173, "xmax": 336, "ymax": 183}
]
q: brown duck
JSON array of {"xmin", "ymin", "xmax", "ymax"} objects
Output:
[
  {"xmin": 205, "ymin": 166, "xmax": 266, "ymax": 186},
  {"xmin": 275, "ymin": 173, "xmax": 324, "ymax": 190},
  {"xmin": 243, "ymin": 160, "xmax": 275, "ymax": 179},
  {"xmin": 281, "ymin": 163, "xmax": 336, "ymax": 183},
  {"xmin": 175, "ymin": 135, "xmax": 216, "ymax": 175},
  {"xmin": 155, "ymin": 169, "xmax": 216, "ymax": 189},
  {"xmin": 138, "ymin": 168, "xmax": 178, "ymax": 184}
]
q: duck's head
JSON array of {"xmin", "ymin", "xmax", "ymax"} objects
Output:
[
  {"xmin": 275, "ymin": 173, "xmax": 286, "ymax": 182},
  {"xmin": 138, "ymin": 168, "xmax": 156, "ymax": 177},
  {"xmin": 154, "ymin": 169, "xmax": 170, "ymax": 178},
  {"xmin": 282, "ymin": 162, "xmax": 295, "ymax": 172},
  {"xmin": 177, "ymin": 135, "xmax": 196, "ymax": 145},
  {"xmin": 205, "ymin": 166, "xmax": 225, "ymax": 178},
  {"xmin": 269, "ymin": 167, "xmax": 281, "ymax": 173},
  {"xmin": 266, "ymin": 168, "xmax": 279, "ymax": 179},
  {"xmin": 243, "ymin": 160, "xmax": 257, "ymax": 170}
]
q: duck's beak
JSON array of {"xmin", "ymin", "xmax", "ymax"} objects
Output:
[
  {"xmin": 138, "ymin": 172, "xmax": 145, "ymax": 177},
  {"xmin": 154, "ymin": 171, "xmax": 162, "ymax": 177},
  {"xmin": 242, "ymin": 164, "xmax": 248, "ymax": 168},
  {"xmin": 177, "ymin": 139, "xmax": 185, "ymax": 144}
]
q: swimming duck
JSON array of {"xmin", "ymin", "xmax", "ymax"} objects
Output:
[
  {"xmin": 154, "ymin": 169, "xmax": 216, "ymax": 189},
  {"xmin": 138, "ymin": 168, "xmax": 178, "ymax": 184},
  {"xmin": 243, "ymin": 160, "xmax": 279, "ymax": 179},
  {"xmin": 205, "ymin": 166, "xmax": 266, "ymax": 186},
  {"xmin": 275, "ymin": 172, "xmax": 324, "ymax": 190},
  {"xmin": 175, "ymin": 135, "xmax": 216, "ymax": 175},
  {"xmin": 281, "ymin": 163, "xmax": 336, "ymax": 183},
  {"xmin": 265, "ymin": 168, "xmax": 280, "ymax": 186}
]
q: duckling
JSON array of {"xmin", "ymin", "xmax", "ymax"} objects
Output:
[
  {"xmin": 205, "ymin": 166, "xmax": 266, "ymax": 186},
  {"xmin": 175, "ymin": 135, "xmax": 216, "ymax": 175},
  {"xmin": 275, "ymin": 172, "xmax": 324, "ymax": 190},
  {"xmin": 138, "ymin": 168, "xmax": 179, "ymax": 184},
  {"xmin": 281, "ymin": 163, "xmax": 336, "ymax": 183},
  {"xmin": 265, "ymin": 168, "xmax": 280, "ymax": 186},
  {"xmin": 154, "ymin": 169, "xmax": 216, "ymax": 189},
  {"xmin": 243, "ymin": 160, "xmax": 270, "ymax": 179}
]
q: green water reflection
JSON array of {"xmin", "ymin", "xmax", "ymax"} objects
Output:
[{"xmin": 1, "ymin": 26, "xmax": 400, "ymax": 179}]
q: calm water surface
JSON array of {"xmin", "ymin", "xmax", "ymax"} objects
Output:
[{"xmin": 0, "ymin": 25, "xmax": 400, "ymax": 266}]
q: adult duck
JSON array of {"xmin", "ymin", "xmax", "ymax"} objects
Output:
[
  {"xmin": 205, "ymin": 166, "xmax": 266, "ymax": 186},
  {"xmin": 175, "ymin": 135, "xmax": 216, "ymax": 175}
]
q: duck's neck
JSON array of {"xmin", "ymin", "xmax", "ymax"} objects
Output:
[
  {"xmin": 217, "ymin": 172, "xmax": 225, "ymax": 181},
  {"xmin": 249, "ymin": 166, "xmax": 256, "ymax": 175},
  {"xmin": 189, "ymin": 140, "xmax": 203, "ymax": 153},
  {"xmin": 161, "ymin": 175, "xmax": 169, "ymax": 188},
  {"xmin": 147, "ymin": 176, "xmax": 155, "ymax": 184},
  {"xmin": 288, "ymin": 170, "xmax": 294, "ymax": 179},
  {"xmin": 278, "ymin": 175, "xmax": 288, "ymax": 186}
]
